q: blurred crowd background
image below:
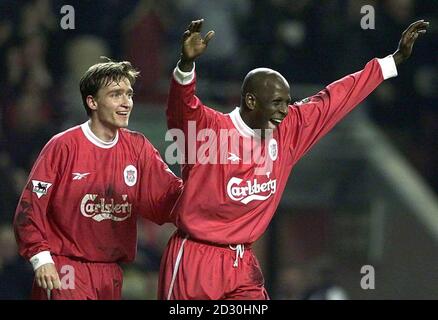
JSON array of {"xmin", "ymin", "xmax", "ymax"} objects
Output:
[{"xmin": 0, "ymin": 0, "xmax": 437, "ymax": 299}]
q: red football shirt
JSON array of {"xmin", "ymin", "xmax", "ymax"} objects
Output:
[
  {"xmin": 167, "ymin": 56, "xmax": 397, "ymax": 245},
  {"xmin": 14, "ymin": 122, "xmax": 183, "ymax": 263}
]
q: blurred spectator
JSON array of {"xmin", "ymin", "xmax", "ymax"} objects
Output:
[
  {"xmin": 122, "ymin": 0, "xmax": 174, "ymax": 104},
  {"xmin": 122, "ymin": 219, "xmax": 176, "ymax": 299},
  {"xmin": 277, "ymin": 256, "xmax": 348, "ymax": 300},
  {"xmin": 244, "ymin": 0, "xmax": 336, "ymax": 83},
  {"xmin": 276, "ymin": 264, "xmax": 308, "ymax": 299},
  {"xmin": 62, "ymin": 35, "xmax": 110, "ymax": 127},
  {"xmin": 300, "ymin": 256, "xmax": 349, "ymax": 300},
  {"xmin": 52, "ymin": 0, "xmax": 139, "ymax": 58},
  {"xmin": 0, "ymin": 150, "xmax": 27, "ymax": 224},
  {"xmin": 171, "ymin": 0, "xmax": 251, "ymax": 81},
  {"xmin": 19, "ymin": 0, "xmax": 56, "ymax": 38},
  {"xmin": 0, "ymin": 224, "xmax": 33, "ymax": 299},
  {"xmin": 3, "ymin": 69, "xmax": 60, "ymax": 170}
]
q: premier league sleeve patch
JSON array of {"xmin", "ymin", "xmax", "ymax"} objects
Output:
[{"xmin": 32, "ymin": 180, "xmax": 53, "ymax": 199}]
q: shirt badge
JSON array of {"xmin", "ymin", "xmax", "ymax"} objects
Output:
[
  {"xmin": 268, "ymin": 139, "xmax": 278, "ymax": 161},
  {"xmin": 124, "ymin": 165, "xmax": 137, "ymax": 187},
  {"xmin": 32, "ymin": 180, "xmax": 53, "ymax": 199}
]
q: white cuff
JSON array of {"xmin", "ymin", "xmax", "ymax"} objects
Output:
[
  {"xmin": 30, "ymin": 251, "xmax": 54, "ymax": 271},
  {"xmin": 173, "ymin": 62, "xmax": 195, "ymax": 85},
  {"xmin": 377, "ymin": 55, "xmax": 398, "ymax": 80}
]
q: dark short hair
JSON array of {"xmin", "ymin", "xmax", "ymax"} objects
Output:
[{"xmin": 79, "ymin": 57, "xmax": 140, "ymax": 116}]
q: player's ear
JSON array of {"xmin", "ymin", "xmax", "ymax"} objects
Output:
[
  {"xmin": 86, "ymin": 95, "xmax": 98, "ymax": 111},
  {"xmin": 245, "ymin": 93, "xmax": 256, "ymax": 111}
]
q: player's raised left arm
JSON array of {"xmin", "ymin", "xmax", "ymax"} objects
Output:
[
  {"xmin": 393, "ymin": 20, "xmax": 429, "ymax": 65},
  {"xmin": 286, "ymin": 20, "xmax": 429, "ymax": 163}
]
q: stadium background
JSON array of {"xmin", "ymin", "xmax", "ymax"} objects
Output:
[{"xmin": 0, "ymin": 0, "xmax": 437, "ymax": 299}]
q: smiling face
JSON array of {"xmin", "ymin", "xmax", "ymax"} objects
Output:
[
  {"xmin": 79, "ymin": 59, "xmax": 140, "ymax": 140},
  {"xmin": 241, "ymin": 68, "xmax": 291, "ymax": 132},
  {"xmin": 89, "ymin": 78, "xmax": 134, "ymax": 129},
  {"xmin": 252, "ymin": 75, "xmax": 291, "ymax": 130}
]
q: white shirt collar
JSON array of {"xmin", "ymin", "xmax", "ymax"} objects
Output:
[
  {"xmin": 80, "ymin": 121, "xmax": 119, "ymax": 148},
  {"xmin": 228, "ymin": 107, "xmax": 256, "ymax": 138}
]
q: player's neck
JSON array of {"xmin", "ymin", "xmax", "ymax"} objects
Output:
[
  {"xmin": 239, "ymin": 107, "xmax": 269, "ymax": 140},
  {"xmin": 88, "ymin": 119, "xmax": 118, "ymax": 142},
  {"xmin": 239, "ymin": 107, "xmax": 255, "ymax": 130}
]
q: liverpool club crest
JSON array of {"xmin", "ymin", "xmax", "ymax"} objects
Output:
[{"xmin": 123, "ymin": 165, "xmax": 137, "ymax": 186}]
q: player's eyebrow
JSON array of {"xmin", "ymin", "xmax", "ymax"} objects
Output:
[
  {"xmin": 272, "ymin": 96, "xmax": 291, "ymax": 102},
  {"xmin": 107, "ymin": 88, "xmax": 134, "ymax": 94}
]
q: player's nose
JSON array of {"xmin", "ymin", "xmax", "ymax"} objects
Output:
[
  {"xmin": 279, "ymin": 102, "xmax": 288, "ymax": 116},
  {"xmin": 121, "ymin": 95, "xmax": 132, "ymax": 108}
]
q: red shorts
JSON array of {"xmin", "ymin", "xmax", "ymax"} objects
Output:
[
  {"xmin": 158, "ymin": 231, "xmax": 269, "ymax": 300},
  {"xmin": 31, "ymin": 255, "xmax": 123, "ymax": 300}
]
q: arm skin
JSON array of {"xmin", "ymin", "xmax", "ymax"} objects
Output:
[
  {"xmin": 178, "ymin": 19, "xmax": 214, "ymax": 72},
  {"xmin": 392, "ymin": 19, "xmax": 429, "ymax": 66}
]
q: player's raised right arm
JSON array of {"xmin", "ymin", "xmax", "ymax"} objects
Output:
[
  {"xmin": 167, "ymin": 19, "xmax": 216, "ymax": 131},
  {"xmin": 179, "ymin": 19, "xmax": 215, "ymax": 72}
]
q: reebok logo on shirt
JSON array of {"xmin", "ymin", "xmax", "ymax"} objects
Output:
[
  {"xmin": 72, "ymin": 172, "xmax": 91, "ymax": 180},
  {"xmin": 227, "ymin": 153, "xmax": 240, "ymax": 162}
]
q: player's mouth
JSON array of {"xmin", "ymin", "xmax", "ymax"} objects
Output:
[
  {"xmin": 270, "ymin": 118, "xmax": 283, "ymax": 126},
  {"xmin": 116, "ymin": 111, "xmax": 130, "ymax": 117}
]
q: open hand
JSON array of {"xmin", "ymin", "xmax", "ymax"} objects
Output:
[
  {"xmin": 35, "ymin": 263, "xmax": 61, "ymax": 290},
  {"xmin": 393, "ymin": 20, "xmax": 429, "ymax": 65},
  {"xmin": 180, "ymin": 19, "xmax": 214, "ymax": 70}
]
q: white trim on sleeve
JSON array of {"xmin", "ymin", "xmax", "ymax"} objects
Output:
[
  {"xmin": 173, "ymin": 62, "xmax": 195, "ymax": 85},
  {"xmin": 377, "ymin": 55, "xmax": 398, "ymax": 80},
  {"xmin": 30, "ymin": 250, "xmax": 55, "ymax": 271}
]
